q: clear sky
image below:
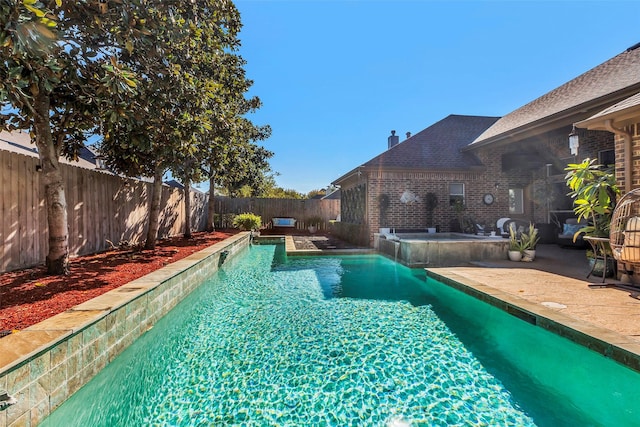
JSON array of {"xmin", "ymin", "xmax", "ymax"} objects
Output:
[{"xmin": 233, "ymin": 0, "xmax": 639, "ymax": 195}]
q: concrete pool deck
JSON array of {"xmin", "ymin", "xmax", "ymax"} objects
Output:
[{"xmin": 425, "ymin": 244, "xmax": 640, "ymax": 372}]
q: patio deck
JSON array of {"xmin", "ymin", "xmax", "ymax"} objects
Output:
[{"xmin": 426, "ymin": 244, "xmax": 640, "ymax": 372}]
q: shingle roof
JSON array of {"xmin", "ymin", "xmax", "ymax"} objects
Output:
[
  {"xmin": 470, "ymin": 43, "xmax": 640, "ymax": 146},
  {"xmin": 581, "ymin": 91, "xmax": 640, "ymax": 121},
  {"xmin": 362, "ymin": 114, "xmax": 500, "ymax": 171}
]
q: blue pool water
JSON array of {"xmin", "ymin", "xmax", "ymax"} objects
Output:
[{"xmin": 43, "ymin": 244, "xmax": 640, "ymax": 426}]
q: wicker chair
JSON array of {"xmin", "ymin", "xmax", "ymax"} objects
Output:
[{"xmin": 610, "ymin": 189, "xmax": 640, "ymax": 265}]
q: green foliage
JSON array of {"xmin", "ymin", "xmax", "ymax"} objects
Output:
[
  {"xmin": 425, "ymin": 192, "xmax": 438, "ymax": 226},
  {"xmin": 424, "ymin": 192, "xmax": 438, "ymax": 210},
  {"xmin": 0, "ymin": 0, "xmax": 147, "ymax": 272},
  {"xmin": 233, "ymin": 213, "xmax": 262, "ymax": 231},
  {"xmin": 508, "ymin": 227, "xmax": 526, "ymax": 252},
  {"xmin": 307, "ymin": 189, "xmax": 327, "ymax": 199},
  {"xmin": 520, "ymin": 223, "xmax": 539, "ymax": 250},
  {"xmin": 378, "ymin": 194, "xmax": 390, "ymax": 211},
  {"xmin": 565, "ymin": 159, "xmax": 620, "ymax": 237}
]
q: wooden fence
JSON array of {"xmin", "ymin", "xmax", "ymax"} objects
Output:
[
  {"xmin": 1, "ymin": 149, "xmax": 340, "ymax": 273},
  {"xmin": 211, "ymin": 196, "xmax": 340, "ymax": 231},
  {"xmin": 1, "ymin": 150, "xmax": 207, "ymax": 273}
]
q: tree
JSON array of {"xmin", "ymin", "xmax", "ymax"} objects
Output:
[
  {"xmin": 0, "ymin": 1, "xmax": 142, "ymax": 274},
  {"xmin": 201, "ymin": 53, "xmax": 272, "ymax": 231},
  {"xmin": 98, "ymin": 1, "xmax": 247, "ymax": 248},
  {"xmin": 307, "ymin": 189, "xmax": 327, "ymax": 199}
]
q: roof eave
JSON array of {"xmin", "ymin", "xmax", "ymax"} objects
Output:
[
  {"xmin": 465, "ymin": 84, "xmax": 640, "ymax": 151},
  {"xmin": 575, "ymin": 105, "xmax": 640, "ymax": 130},
  {"xmin": 332, "ymin": 166, "xmax": 364, "ymax": 186}
]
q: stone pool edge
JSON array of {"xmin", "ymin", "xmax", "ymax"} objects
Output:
[
  {"xmin": 0, "ymin": 232, "xmax": 250, "ymax": 427},
  {"xmin": 425, "ymin": 269, "xmax": 640, "ymax": 373}
]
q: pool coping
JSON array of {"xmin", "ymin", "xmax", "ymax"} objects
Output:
[
  {"xmin": 0, "ymin": 232, "xmax": 250, "ymax": 427},
  {"xmin": 425, "ymin": 269, "xmax": 640, "ymax": 373},
  {"xmin": 283, "ymin": 235, "xmax": 376, "ymax": 256}
]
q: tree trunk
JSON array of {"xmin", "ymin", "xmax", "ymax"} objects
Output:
[
  {"xmin": 145, "ymin": 166, "xmax": 164, "ymax": 249},
  {"xmin": 183, "ymin": 178, "xmax": 192, "ymax": 238},
  {"xmin": 205, "ymin": 173, "xmax": 215, "ymax": 232},
  {"xmin": 33, "ymin": 91, "xmax": 69, "ymax": 275}
]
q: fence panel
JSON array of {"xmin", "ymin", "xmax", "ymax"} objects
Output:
[
  {"xmin": 0, "ymin": 151, "xmax": 211, "ymax": 272},
  {"xmin": 211, "ymin": 196, "xmax": 340, "ymax": 231},
  {"xmin": 1, "ymin": 149, "xmax": 341, "ymax": 272}
]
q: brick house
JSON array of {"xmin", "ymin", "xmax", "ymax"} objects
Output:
[
  {"xmin": 333, "ymin": 43, "xmax": 640, "ymax": 245},
  {"xmin": 332, "ymin": 115, "xmax": 500, "ymax": 239}
]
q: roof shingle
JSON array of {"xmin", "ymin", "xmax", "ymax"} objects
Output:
[
  {"xmin": 471, "ymin": 44, "xmax": 640, "ymax": 146},
  {"xmin": 362, "ymin": 114, "xmax": 500, "ymax": 171}
]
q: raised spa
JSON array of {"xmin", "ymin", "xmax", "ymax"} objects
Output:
[{"xmin": 375, "ymin": 231, "xmax": 509, "ymax": 267}]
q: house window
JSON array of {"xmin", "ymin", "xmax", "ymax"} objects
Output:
[
  {"xmin": 449, "ymin": 183, "xmax": 464, "ymax": 206},
  {"xmin": 509, "ymin": 188, "xmax": 524, "ymax": 214},
  {"xmin": 598, "ymin": 149, "xmax": 615, "ymax": 167}
]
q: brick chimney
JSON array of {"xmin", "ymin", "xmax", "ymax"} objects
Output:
[{"xmin": 388, "ymin": 130, "xmax": 399, "ymax": 149}]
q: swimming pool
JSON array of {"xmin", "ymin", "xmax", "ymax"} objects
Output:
[{"xmin": 42, "ymin": 244, "xmax": 640, "ymax": 426}]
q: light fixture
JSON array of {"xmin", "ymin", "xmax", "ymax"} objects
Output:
[
  {"xmin": 569, "ymin": 125, "xmax": 579, "ymax": 156},
  {"xmin": 94, "ymin": 154, "xmax": 107, "ymax": 170}
]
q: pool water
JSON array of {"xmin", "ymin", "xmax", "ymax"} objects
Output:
[{"xmin": 42, "ymin": 245, "xmax": 640, "ymax": 426}]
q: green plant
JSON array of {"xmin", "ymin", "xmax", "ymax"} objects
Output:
[
  {"xmin": 520, "ymin": 223, "xmax": 539, "ymax": 250},
  {"xmin": 232, "ymin": 213, "xmax": 262, "ymax": 231},
  {"xmin": 565, "ymin": 159, "xmax": 620, "ymax": 238},
  {"xmin": 378, "ymin": 194, "xmax": 390, "ymax": 225},
  {"xmin": 508, "ymin": 227, "xmax": 526, "ymax": 252},
  {"xmin": 424, "ymin": 192, "xmax": 438, "ymax": 227}
]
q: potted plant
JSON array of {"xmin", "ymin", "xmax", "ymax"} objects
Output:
[
  {"xmin": 565, "ymin": 159, "xmax": 620, "ymax": 238},
  {"xmin": 306, "ymin": 215, "xmax": 322, "ymax": 234},
  {"xmin": 424, "ymin": 192, "xmax": 438, "ymax": 233},
  {"xmin": 508, "ymin": 226, "xmax": 525, "ymax": 261},
  {"xmin": 521, "ymin": 223, "xmax": 539, "ymax": 262},
  {"xmin": 565, "ymin": 159, "xmax": 620, "ymax": 270},
  {"xmin": 378, "ymin": 194, "xmax": 390, "ymax": 228},
  {"xmin": 232, "ymin": 213, "xmax": 262, "ymax": 237}
]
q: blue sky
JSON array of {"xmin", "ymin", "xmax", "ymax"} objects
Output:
[{"xmin": 234, "ymin": 0, "xmax": 639, "ymax": 194}]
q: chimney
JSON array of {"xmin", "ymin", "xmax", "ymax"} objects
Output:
[
  {"xmin": 388, "ymin": 130, "xmax": 399, "ymax": 149},
  {"xmin": 406, "ymin": 131, "xmax": 411, "ymax": 139}
]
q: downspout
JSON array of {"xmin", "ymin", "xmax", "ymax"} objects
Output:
[{"xmin": 604, "ymin": 119, "xmax": 633, "ymax": 192}]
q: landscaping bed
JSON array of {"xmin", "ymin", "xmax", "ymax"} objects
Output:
[{"xmin": 0, "ymin": 230, "xmax": 236, "ymax": 332}]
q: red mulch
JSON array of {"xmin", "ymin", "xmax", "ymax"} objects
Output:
[{"xmin": 0, "ymin": 230, "xmax": 237, "ymax": 332}]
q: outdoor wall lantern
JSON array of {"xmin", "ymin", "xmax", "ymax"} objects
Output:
[
  {"xmin": 569, "ymin": 125, "xmax": 579, "ymax": 156},
  {"xmin": 94, "ymin": 154, "xmax": 107, "ymax": 170}
]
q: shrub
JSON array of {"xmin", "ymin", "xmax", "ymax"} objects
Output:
[{"xmin": 233, "ymin": 213, "xmax": 262, "ymax": 231}]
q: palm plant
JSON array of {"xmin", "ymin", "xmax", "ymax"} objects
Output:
[{"xmin": 565, "ymin": 159, "xmax": 620, "ymax": 238}]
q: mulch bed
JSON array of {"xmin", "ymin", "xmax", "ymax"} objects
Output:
[{"xmin": 0, "ymin": 230, "xmax": 237, "ymax": 332}]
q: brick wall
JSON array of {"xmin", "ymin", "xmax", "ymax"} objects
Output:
[{"xmin": 340, "ymin": 126, "xmax": 615, "ymax": 245}]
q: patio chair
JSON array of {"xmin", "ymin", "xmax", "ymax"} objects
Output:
[{"xmin": 557, "ymin": 218, "xmax": 587, "ymax": 248}]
